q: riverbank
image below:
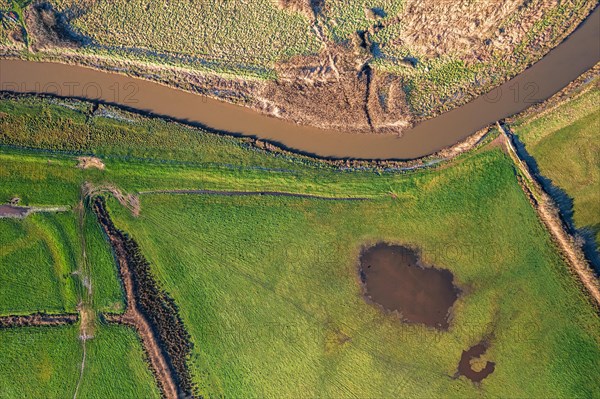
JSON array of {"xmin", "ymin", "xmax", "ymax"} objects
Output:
[
  {"xmin": 498, "ymin": 123, "xmax": 600, "ymax": 308},
  {"xmin": 2, "ymin": 1, "xmax": 599, "ymax": 162},
  {"xmin": 0, "ymin": 2, "xmax": 597, "ymax": 137}
]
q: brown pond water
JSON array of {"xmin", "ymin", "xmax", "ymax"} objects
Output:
[
  {"xmin": 457, "ymin": 342, "xmax": 496, "ymax": 383},
  {"xmin": 0, "ymin": 7, "xmax": 598, "ymax": 160},
  {"xmin": 359, "ymin": 243, "xmax": 459, "ymax": 329},
  {"xmin": 0, "ymin": 204, "xmax": 30, "ymax": 218}
]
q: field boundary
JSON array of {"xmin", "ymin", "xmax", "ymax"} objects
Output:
[
  {"xmin": 0, "ymin": 313, "xmax": 78, "ymax": 328},
  {"xmin": 139, "ymin": 189, "xmax": 370, "ymax": 201},
  {"xmin": 498, "ymin": 122, "xmax": 600, "ymax": 307}
]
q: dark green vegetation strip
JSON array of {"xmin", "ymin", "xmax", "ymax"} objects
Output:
[{"xmin": 93, "ymin": 196, "xmax": 195, "ymax": 397}]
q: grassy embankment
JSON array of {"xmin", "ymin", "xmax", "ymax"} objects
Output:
[
  {"xmin": 1, "ymin": 96, "xmax": 598, "ymax": 398},
  {"xmin": 510, "ymin": 82, "xmax": 600, "ymax": 247}
]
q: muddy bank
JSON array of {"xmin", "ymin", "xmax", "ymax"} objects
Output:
[
  {"xmin": 92, "ymin": 197, "xmax": 194, "ymax": 398},
  {"xmin": 0, "ymin": 313, "xmax": 77, "ymax": 328},
  {"xmin": 457, "ymin": 342, "xmax": 495, "ymax": 382},
  {"xmin": 359, "ymin": 243, "xmax": 459, "ymax": 329},
  {"xmin": 0, "ymin": 203, "xmax": 70, "ymax": 218},
  {"xmin": 0, "ymin": 7, "xmax": 598, "ymax": 160},
  {"xmin": 0, "ymin": 204, "xmax": 30, "ymax": 218}
]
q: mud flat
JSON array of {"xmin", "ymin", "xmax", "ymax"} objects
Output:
[
  {"xmin": 457, "ymin": 342, "xmax": 496, "ymax": 382},
  {"xmin": 359, "ymin": 243, "xmax": 459, "ymax": 329}
]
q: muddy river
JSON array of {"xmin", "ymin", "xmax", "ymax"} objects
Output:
[
  {"xmin": 0, "ymin": 8, "xmax": 598, "ymax": 160},
  {"xmin": 359, "ymin": 243, "xmax": 459, "ymax": 329}
]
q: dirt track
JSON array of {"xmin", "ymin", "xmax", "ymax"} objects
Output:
[{"xmin": 499, "ymin": 123, "xmax": 600, "ymax": 307}]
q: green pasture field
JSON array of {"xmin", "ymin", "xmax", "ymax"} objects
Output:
[
  {"xmin": 0, "ymin": 206, "xmax": 123, "ymax": 315},
  {"xmin": 107, "ymin": 150, "xmax": 599, "ymax": 398},
  {"xmin": 511, "ymin": 83, "xmax": 600, "ymax": 246},
  {"xmin": 0, "ymin": 212, "xmax": 78, "ymax": 315},
  {"xmin": 0, "ymin": 95, "xmax": 598, "ymax": 398},
  {"xmin": 0, "ymin": 325, "xmax": 160, "ymax": 398}
]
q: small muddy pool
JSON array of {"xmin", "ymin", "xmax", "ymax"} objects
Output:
[
  {"xmin": 457, "ymin": 342, "xmax": 496, "ymax": 382},
  {"xmin": 0, "ymin": 205, "xmax": 30, "ymax": 218},
  {"xmin": 359, "ymin": 243, "xmax": 459, "ymax": 329}
]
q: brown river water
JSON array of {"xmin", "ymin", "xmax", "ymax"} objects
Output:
[{"xmin": 0, "ymin": 7, "xmax": 598, "ymax": 160}]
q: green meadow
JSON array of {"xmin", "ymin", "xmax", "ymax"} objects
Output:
[
  {"xmin": 0, "ymin": 96, "xmax": 598, "ymax": 398},
  {"xmin": 0, "ymin": 325, "xmax": 160, "ymax": 398},
  {"xmin": 108, "ymin": 149, "xmax": 599, "ymax": 399}
]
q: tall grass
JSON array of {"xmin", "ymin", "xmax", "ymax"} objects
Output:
[{"xmin": 50, "ymin": 0, "xmax": 320, "ymax": 76}]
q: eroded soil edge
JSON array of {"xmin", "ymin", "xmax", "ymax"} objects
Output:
[
  {"xmin": 92, "ymin": 197, "xmax": 195, "ymax": 399},
  {"xmin": 0, "ymin": 313, "xmax": 78, "ymax": 328}
]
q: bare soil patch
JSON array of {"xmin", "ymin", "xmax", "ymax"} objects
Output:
[
  {"xmin": 266, "ymin": 42, "xmax": 412, "ymax": 132},
  {"xmin": 76, "ymin": 156, "xmax": 105, "ymax": 170},
  {"xmin": 359, "ymin": 243, "xmax": 459, "ymax": 329},
  {"xmin": 457, "ymin": 341, "xmax": 496, "ymax": 382},
  {"xmin": 24, "ymin": 2, "xmax": 88, "ymax": 51}
]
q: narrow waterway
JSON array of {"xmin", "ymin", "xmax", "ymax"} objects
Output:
[{"xmin": 0, "ymin": 7, "xmax": 598, "ymax": 160}]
